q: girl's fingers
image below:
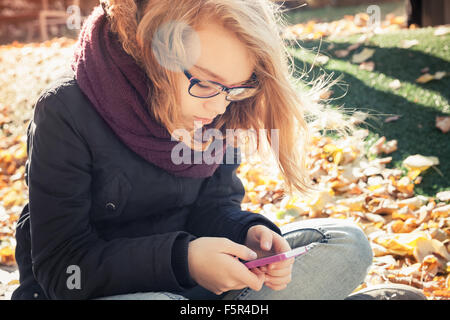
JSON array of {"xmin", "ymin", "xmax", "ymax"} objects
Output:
[
  {"xmin": 271, "ymin": 233, "xmax": 292, "ymax": 253},
  {"xmin": 269, "ymin": 257, "xmax": 294, "ymax": 270},
  {"xmin": 258, "ymin": 257, "xmax": 293, "ymax": 275},
  {"xmin": 265, "ymin": 282, "xmax": 288, "ymax": 291},
  {"xmin": 222, "ymin": 238, "xmax": 258, "ymax": 261},
  {"xmin": 259, "ymin": 230, "xmax": 273, "ymax": 251},
  {"xmin": 264, "ymin": 273, "xmax": 292, "ymax": 286},
  {"xmin": 236, "ymin": 261, "xmax": 265, "ymax": 291},
  {"xmin": 251, "ymin": 267, "xmax": 265, "ymax": 276},
  {"xmin": 265, "ymin": 265, "xmax": 292, "ymax": 277}
]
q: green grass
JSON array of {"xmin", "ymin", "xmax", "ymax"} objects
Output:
[
  {"xmin": 284, "ymin": 26, "xmax": 450, "ymax": 196},
  {"xmin": 284, "ymin": 1, "xmax": 405, "ymax": 24}
]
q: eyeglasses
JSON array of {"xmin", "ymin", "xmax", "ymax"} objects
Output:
[{"xmin": 183, "ymin": 69, "xmax": 259, "ymax": 102}]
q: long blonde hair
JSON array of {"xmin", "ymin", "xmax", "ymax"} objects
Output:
[{"xmin": 100, "ymin": 0, "xmax": 360, "ymax": 197}]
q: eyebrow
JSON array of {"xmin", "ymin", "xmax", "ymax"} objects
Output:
[{"xmin": 193, "ymin": 64, "xmax": 251, "ymax": 86}]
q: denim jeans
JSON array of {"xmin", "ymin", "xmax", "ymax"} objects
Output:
[{"xmin": 95, "ymin": 218, "xmax": 373, "ymax": 300}]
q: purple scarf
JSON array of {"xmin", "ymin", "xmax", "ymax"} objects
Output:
[{"xmin": 71, "ymin": 5, "xmax": 227, "ymax": 178}]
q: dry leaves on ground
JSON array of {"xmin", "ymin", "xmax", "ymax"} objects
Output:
[
  {"xmin": 435, "ymin": 116, "xmax": 450, "ymax": 134},
  {"xmin": 351, "ymin": 48, "xmax": 375, "ymax": 64},
  {"xmin": 388, "ymin": 79, "xmax": 402, "ymax": 90},
  {"xmin": 282, "ymin": 13, "xmax": 409, "ymax": 40},
  {"xmin": 237, "ymin": 130, "xmax": 449, "ymax": 300},
  {"xmin": 400, "ymin": 39, "xmax": 419, "ymax": 49},
  {"xmin": 0, "ymin": 38, "xmax": 76, "ymax": 299},
  {"xmin": 416, "ymin": 72, "xmax": 448, "ymax": 84},
  {"xmin": 359, "ymin": 61, "xmax": 375, "ymax": 72}
]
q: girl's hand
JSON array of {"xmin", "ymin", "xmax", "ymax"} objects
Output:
[
  {"xmin": 245, "ymin": 225, "xmax": 294, "ymax": 291},
  {"xmin": 187, "ymin": 237, "xmax": 265, "ymax": 295}
]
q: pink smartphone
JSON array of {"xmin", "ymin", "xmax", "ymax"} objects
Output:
[{"xmin": 244, "ymin": 245, "xmax": 309, "ymax": 269}]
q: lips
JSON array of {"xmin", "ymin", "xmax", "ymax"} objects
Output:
[{"xmin": 194, "ymin": 116, "xmax": 214, "ymax": 124}]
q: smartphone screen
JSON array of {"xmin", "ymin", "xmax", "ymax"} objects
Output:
[{"xmin": 244, "ymin": 245, "xmax": 310, "ymax": 269}]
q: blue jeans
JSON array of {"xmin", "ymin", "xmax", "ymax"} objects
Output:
[{"xmin": 96, "ymin": 218, "xmax": 373, "ymax": 300}]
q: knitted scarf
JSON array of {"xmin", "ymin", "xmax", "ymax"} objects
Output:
[{"xmin": 71, "ymin": 5, "xmax": 228, "ymax": 178}]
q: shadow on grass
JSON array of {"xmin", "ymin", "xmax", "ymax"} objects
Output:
[
  {"xmin": 296, "ymin": 39, "xmax": 450, "ymax": 102},
  {"xmin": 289, "ymin": 42, "xmax": 450, "ymax": 196}
]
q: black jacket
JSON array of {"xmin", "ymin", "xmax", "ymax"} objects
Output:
[{"xmin": 11, "ymin": 70, "xmax": 281, "ymax": 300}]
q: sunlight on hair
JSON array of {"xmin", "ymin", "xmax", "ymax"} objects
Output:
[{"xmin": 102, "ymin": 0, "xmax": 374, "ymax": 198}]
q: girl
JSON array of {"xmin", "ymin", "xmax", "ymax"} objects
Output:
[{"xmin": 12, "ymin": 0, "xmax": 377, "ymax": 300}]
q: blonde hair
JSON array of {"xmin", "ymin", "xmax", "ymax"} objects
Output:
[{"xmin": 100, "ymin": 0, "xmax": 361, "ymax": 197}]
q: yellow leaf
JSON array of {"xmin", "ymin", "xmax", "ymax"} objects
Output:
[
  {"xmin": 374, "ymin": 232, "xmax": 429, "ymax": 256},
  {"xmin": 2, "ymin": 190, "xmax": 19, "ymax": 208},
  {"xmin": 374, "ymin": 222, "xmax": 384, "ymax": 229},
  {"xmin": 391, "ymin": 220, "xmax": 405, "ymax": 233},
  {"xmin": 13, "ymin": 143, "xmax": 27, "ymax": 160},
  {"xmin": 323, "ymin": 144, "xmax": 338, "ymax": 153},
  {"xmin": 367, "ymin": 184, "xmax": 382, "ymax": 191},
  {"xmin": 400, "ymin": 39, "xmax": 419, "ymax": 49},
  {"xmin": 388, "ymin": 79, "xmax": 402, "ymax": 90},
  {"xmin": 414, "ymin": 238, "xmax": 450, "ymax": 263},
  {"xmin": 431, "ymin": 204, "xmax": 450, "ymax": 218},
  {"xmin": 247, "ymin": 191, "xmax": 259, "ymax": 204},
  {"xmin": 416, "ymin": 73, "xmax": 435, "ymax": 83},
  {"xmin": 336, "ymin": 195, "xmax": 365, "ymax": 211},
  {"xmin": 333, "ymin": 150, "xmax": 343, "ymax": 165},
  {"xmin": 307, "ymin": 189, "xmax": 333, "ymax": 213},
  {"xmin": 0, "ymin": 246, "xmax": 16, "ymax": 266},
  {"xmin": 436, "ymin": 116, "xmax": 450, "ymax": 133},
  {"xmin": 434, "ymin": 71, "xmax": 447, "ymax": 80},
  {"xmin": 407, "ymin": 169, "xmax": 422, "ymax": 180},
  {"xmin": 391, "ymin": 16, "xmax": 406, "ymax": 25},
  {"xmin": 397, "ymin": 182, "xmax": 415, "ymax": 195},
  {"xmin": 371, "ymin": 243, "xmax": 389, "ymax": 256},
  {"xmin": 352, "ymin": 48, "xmax": 375, "ymax": 64},
  {"xmin": 0, "ymin": 150, "xmax": 13, "ymax": 163},
  {"xmin": 416, "ymin": 72, "xmax": 448, "ymax": 83},
  {"xmin": 285, "ymin": 194, "xmax": 300, "ymax": 209},
  {"xmin": 315, "ymin": 54, "xmax": 329, "ymax": 65},
  {"xmin": 402, "ymin": 154, "xmax": 439, "ymax": 171},
  {"xmin": 436, "ymin": 191, "xmax": 450, "ymax": 202},
  {"xmin": 359, "ymin": 61, "xmax": 375, "ymax": 71},
  {"xmin": 434, "ymin": 26, "xmax": 450, "ymax": 36},
  {"xmin": 319, "ymin": 90, "xmax": 334, "ymax": 100},
  {"xmin": 334, "ymin": 49, "xmax": 350, "ymax": 58},
  {"xmin": 384, "ymin": 115, "xmax": 402, "ymax": 123},
  {"xmin": 397, "ymin": 196, "xmax": 428, "ymax": 210}
]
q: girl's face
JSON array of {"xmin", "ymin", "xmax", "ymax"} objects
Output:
[{"xmin": 176, "ymin": 21, "xmax": 255, "ymax": 131}]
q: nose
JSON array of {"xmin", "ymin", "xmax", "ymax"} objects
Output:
[{"xmin": 204, "ymin": 92, "xmax": 231, "ymax": 116}]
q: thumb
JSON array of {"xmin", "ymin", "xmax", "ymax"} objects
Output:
[
  {"xmin": 248, "ymin": 267, "xmax": 265, "ymax": 291},
  {"xmin": 222, "ymin": 239, "xmax": 258, "ymax": 261},
  {"xmin": 259, "ymin": 230, "xmax": 273, "ymax": 251}
]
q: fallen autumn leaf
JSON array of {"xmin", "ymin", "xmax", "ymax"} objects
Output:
[
  {"xmin": 352, "ymin": 48, "xmax": 375, "ymax": 64},
  {"xmin": 435, "ymin": 116, "xmax": 450, "ymax": 133}
]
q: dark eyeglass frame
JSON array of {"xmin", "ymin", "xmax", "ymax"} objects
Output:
[{"xmin": 183, "ymin": 69, "xmax": 259, "ymax": 102}]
